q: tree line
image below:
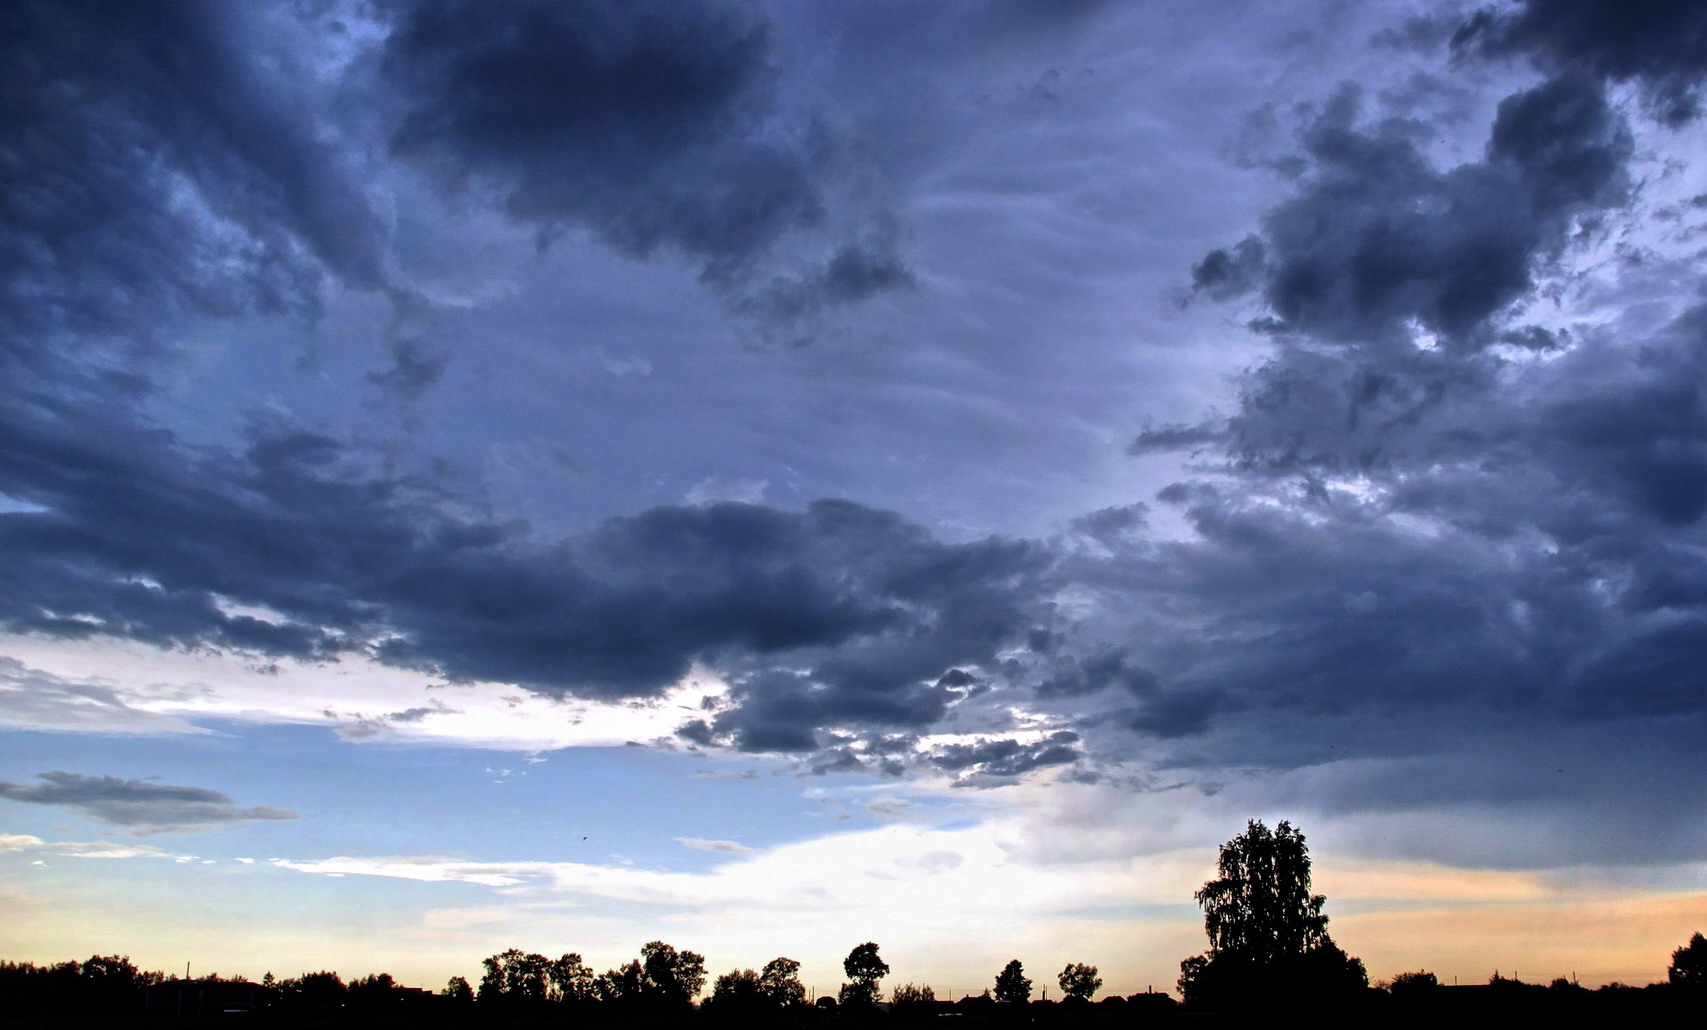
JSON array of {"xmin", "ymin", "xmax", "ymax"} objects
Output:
[
  {"xmin": 449, "ymin": 940, "xmax": 1108, "ymax": 1014},
  {"xmin": 5, "ymin": 820, "xmax": 1705, "ymax": 1023}
]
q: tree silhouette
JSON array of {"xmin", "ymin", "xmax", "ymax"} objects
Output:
[
  {"xmin": 348, "ymin": 973, "xmax": 410, "ymax": 1014},
  {"xmin": 74, "ymin": 955, "xmax": 151, "ymax": 1011},
  {"xmin": 711, "ymin": 968, "xmax": 764, "ymax": 1014},
  {"xmin": 597, "ymin": 960, "xmax": 646, "ymax": 1005},
  {"xmin": 1057, "ymin": 963, "xmax": 1100, "ymax": 1001},
  {"xmin": 79, "ymin": 955, "xmax": 142, "ymax": 991},
  {"xmin": 1672, "ymin": 931, "xmax": 1707, "ymax": 988},
  {"xmin": 443, "ymin": 976, "xmax": 474, "ymax": 1004},
  {"xmin": 995, "ymin": 960, "xmax": 1032, "ymax": 1004},
  {"xmin": 551, "ymin": 953, "xmax": 596, "ymax": 1003},
  {"xmin": 840, "ymin": 942, "xmax": 889, "ymax": 1007},
  {"xmin": 1386, "ymin": 970, "xmax": 1438, "ymax": 996},
  {"xmin": 759, "ymin": 957, "xmax": 806, "ymax": 1008},
  {"xmin": 640, "ymin": 941, "xmax": 707, "ymax": 1005},
  {"xmin": 285, "ymin": 971, "xmax": 346, "ymax": 1015},
  {"xmin": 891, "ymin": 982, "xmax": 935, "ymax": 1007},
  {"xmin": 1198, "ymin": 820, "xmax": 1328, "ymax": 962},
  {"xmin": 479, "ymin": 949, "xmax": 551, "ymax": 1006},
  {"xmin": 1178, "ymin": 819, "xmax": 1367, "ymax": 1008}
]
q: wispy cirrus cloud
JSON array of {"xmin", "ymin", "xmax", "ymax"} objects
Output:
[
  {"xmin": 0, "ymin": 656, "xmax": 209, "ymax": 736},
  {"xmin": 0, "ymin": 832, "xmax": 176, "ymax": 860}
]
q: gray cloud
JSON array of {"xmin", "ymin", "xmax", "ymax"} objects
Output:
[
  {"xmin": 1456, "ymin": 0, "xmax": 1707, "ymax": 125},
  {"xmin": 1035, "ymin": 647, "xmax": 1158, "ymax": 699},
  {"xmin": 1075, "ymin": 8, "xmax": 1707, "ymax": 856},
  {"xmin": 2, "ymin": 0, "xmax": 919, "ymax": 425},
  {"xmin": 1147, "ymin": 66, "xmax": 1636, "ymax": 477},
  {"xmin": 1190, "ymin": 236, "xmax": 1266, "ymax": 301},
  {"xmin": 382, "ymin": 0, "xmax": 913, "ymax": 322},
  {"xmin": 927, "ymin": 731, "xmax": 1080, "ymax": 782},
  {"xmin": 0, "ymin": 0, "xmax": 387, "ymax": 362},
  {"xmin": 1244, "ymin": 75, "xmax": 1626, "ymax": 349},
  {"xmin": 0, "ymin": 371, "xmax": 1054, "ymax": 747},
  {"xmin": 385, "ymin": 0, "xmax": 784, "ymax": 269},
  {"xmin": 0, "ymin": 772, "xmax": 297, "ymax": 833},
  {"xmin": 385, "ymin": 705, "xmax": 442, "ymax": 724},
  {"xmin": 738, "ymin": 236, "xmax": 918, "ymax": 329}
]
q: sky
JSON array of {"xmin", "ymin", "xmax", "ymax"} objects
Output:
[{"xmin": 3, "ymin": 0, "xmax": 1707, "ymax": 998}]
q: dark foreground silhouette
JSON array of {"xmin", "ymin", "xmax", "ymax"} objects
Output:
[
  {"xmin": 4, "ymin": 961, "xmax": 1705, "ymax": 1030},
  {"xmin": 6, "ymin": 823, "xmax": 1704, "ymax": 1026}
]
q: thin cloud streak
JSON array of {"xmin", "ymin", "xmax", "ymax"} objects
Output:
[{"xmin": 0, "ymin": 772, "xmax": 297, "ymax": 834}]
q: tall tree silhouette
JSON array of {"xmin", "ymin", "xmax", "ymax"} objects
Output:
[
  {"xmin": 1199, "ymin": 820, "xmax": 1328, "ymax": 962},
  {"xmin": 995, "ymin": 959, "xmax": 1031, "ymax": 1004},
  {"xmin": 759, "ymin": 957, "xmax": 806, "ymax": 1008},
  {"xmin": 839, "ymin": 942, "xmax": 889, "ymax": 1007},
  {"xmin": 1178, "ymin": 820, "xmax": 1366, "ymax": 1007},
  {"xmin": 641, "ymin": 942, "xmax": 707, "ymax": 1006}
]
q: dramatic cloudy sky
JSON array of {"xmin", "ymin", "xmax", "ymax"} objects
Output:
[{"xmin": 5, "ymin": 0, "xmax": 1707, "ymax": 995}]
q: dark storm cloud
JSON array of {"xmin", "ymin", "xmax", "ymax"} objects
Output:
[
  {"xmin": 3, "ymin": 0, "xmax": 912, "ymax": 409},
  {"xmin": 1076, "ymin": 482, "xmax": 1554, "ymax": 746},
  {"xmin": 1518, "ymin": 310, "xmax": 1707, "ymax": 527},
  {"xmin": 676, "ymin": 511, "xmax": 1052, "ymax": 753},
  {"xmin": 692, "ymin": 670, "xmax": 948, "ymax": 754},
  {"xmin": 738, "ymin": 236, "xmax": 919, "ymax": 328},
  {"xmin": 0, "ymin": 361, "xmax": 1053, "ymax": 744},
  {"xmin": 1189, "ymin": 236, "xmax": 1266, "ymax": 300},
  {"xmin": 1143, "ymin": 307, "xmax": 1707, "ymax": 729},
  {"xmin": 1128, "ymin": 423, "xmax": 1225, "ymax": 457},
  {"xmin": 1456, "ymin": 0, "xmax": 1707, "ymax": 125},
  {"xmin": 1094, "ymin": 14, "xmax": 1707, "ymax": 843},
  {"xmin": 381, "ymin": 0, "xmax": 914, "ymax": 315},
  {"xmin": 0, "ymin": 772, "xmax": 297, "ymax": 833},
  {"xmin": 1228, "ymin": 76, "xmax": 1627, "ymax": 350},
  {"xmin": 0, "ymin": 0, "xmax": 959, "ymax": 717},
  {"xmin": 1068, "ymin": 505, "xmax": 1150, "ymax": 545},
  {"xmin": 1150, "ymin": 68, "xmax": 1635, "ymax": 477},
  {"xmin": 1486, "ymin": 74, "xmax": 1633, "ymax": 214},
  {"xmin": 926, "ymin": 731, "xmax": 1080, "ymax": 781},
  {"xmin": 1035, "ymin": 647, "xmax": 1156, "ymax": 699},
  {"xmin": 0, "ymin": 0, "xmax": 982, "ymax": 744},
  {"xmin": 0, "ymin": 0, "xmax": 386, "ymax": 360},
  {"xmin": 384, "ymin": 0, "xmax": 769, "ymax": 207}
]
